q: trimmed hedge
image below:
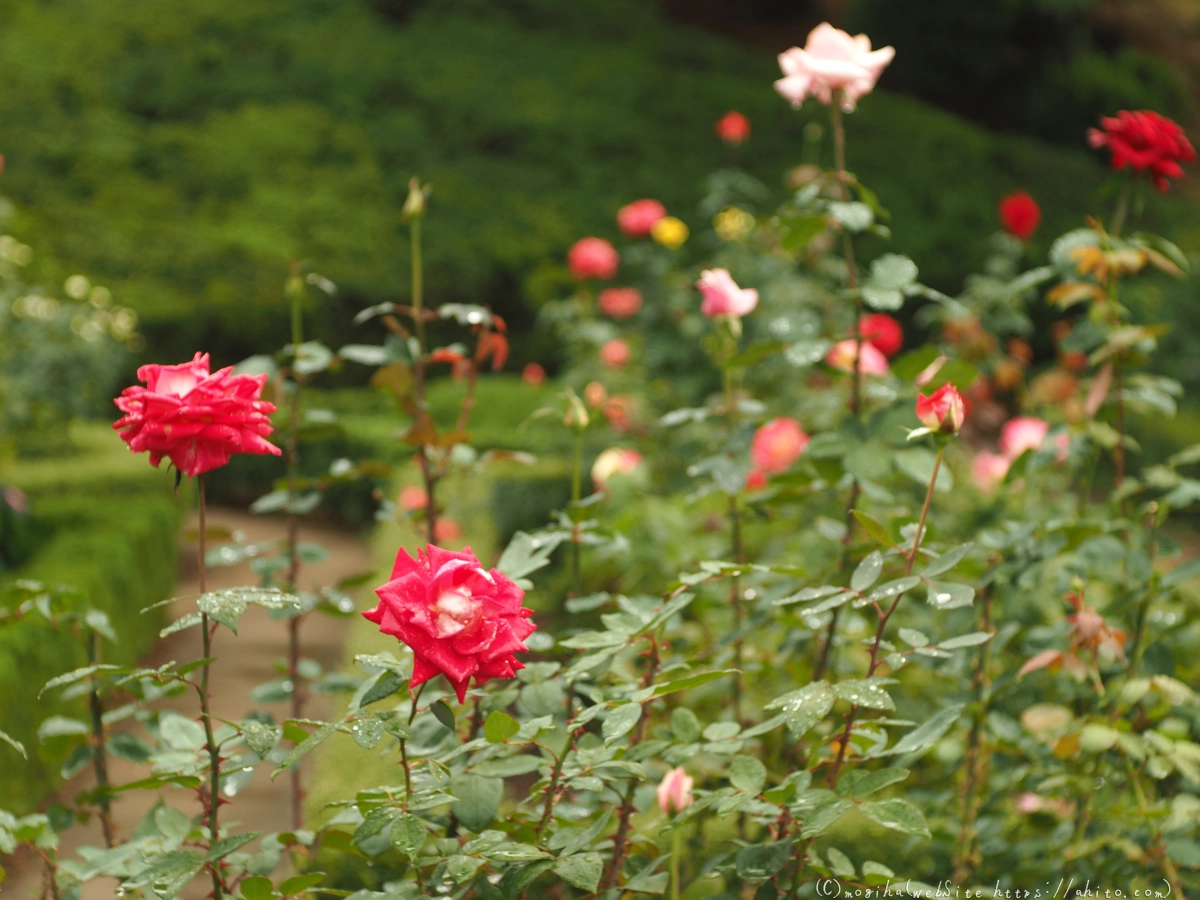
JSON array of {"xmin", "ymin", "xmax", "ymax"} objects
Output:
[{"xmin": 0, "ymin": 426, "xmax": 183, "ymax": 814}]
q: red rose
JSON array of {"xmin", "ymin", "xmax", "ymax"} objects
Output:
[
  {"xmin": 113, "ymin": 352, "xmax": 280, "ymax": 476},
  {"xmin": 1088, "ymin": 110, "xmax": 1196, "ymax": 192},
  {"xmin": 751, "ymin": 418, "xmax": 809, "ymax": 475},
  {"xmin": 858, "ymin": 313, "xmax": 903, "ymax": 357},
  {"xmin": 715, "ymin": 111, "xmax": 751, "ymax": 145},
  {"xmin": 567, "ymin": 237, "xmax": 619, "ymax": 281},
  {"xmin": 998, "ymin": 190, "xmax": 1041, "ymax": 242},
  {"xmin": 364, "ymin": 545, "xmax": 536, "ymax": 703},
  {"xmin": 522, "ymin": 362, "xmax": 546, "ymax": 386},
  {"xmin": 598, "ymin": 287, "xmax": 643, "ymax": 319},
  {"xmin": 617, "ymin": 199, "xmax": 667, "ymax": 238}
]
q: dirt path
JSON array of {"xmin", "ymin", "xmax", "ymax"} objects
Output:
[{"xmin": 2, "ymin": 507, "xmax": 374, "ymax": 899}]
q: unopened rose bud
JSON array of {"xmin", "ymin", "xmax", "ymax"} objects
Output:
[
  {"xmin": 656, "ymin": 766, "xmax": 694, "ymax": 814},
  {"xmin": 915, "ymin": 383, "xmax": 966, "ymax": 435}
]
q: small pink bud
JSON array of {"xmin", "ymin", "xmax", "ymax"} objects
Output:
[
  {"xmin": 915, "ymin": 384, "xmax": 966, "ymax": 434},
  {"xmin": 656, "ymin": 766, "xmax": 694, "ymax": 814}
]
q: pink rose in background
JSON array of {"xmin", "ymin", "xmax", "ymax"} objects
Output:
[
  {"xmin": 751, "ymin": 417, "xmax": 810, "ymax": 475},
  {"xmin": 433, "ymin": 518, "xmax": 463, "ymax": 544},
  {"xmin": 916, "ymin": 383, "xmax": 966, "ymax": 435},
  {"xmin": 697, "ymin": 268, "xmax": 758, "ymax": 318},
  {"xmin": 715, "ymin": 111, "xmax": 751, "ymax": 145},
  {"xmin": 584, "ymin": 381, "xmax": 608, "ymax": 408},
  {"xmin": 775, "ymin": 23, "xmax": 895, "ymax": 111},
  {"xmin": 3, "ymin": 486, "xmax": 27, "ymax": 513},
  {"xmin": 971, "ymin": 452, "xmax": 1011, "ymax": 492},
  {"xmin": 598, "ymin": 287, "xmax": 643, "ymax": 319},
  {"xmin": 603, "ymin": 395, "xmax": 633, "ymax": 432},
  {"xmin": 617, "ymin": 199, "xmax": 667, "ymax": 238},
  {"xmin": 399, "ymin": 485, "xmax": 429, "ymax": 511},
  {"xmin": 568, "ymin": 237, "xmax": 619, "ymax": 280},
  {"xmin": 1015, "ymin": 793, "xmax": 1045, "ymax": 815},
  {"xmin": 825, "ymin": 339, "xmax": 889, "ymax": 376},
  {"xmin": 1000, "ymin": 417, "xmax": 1049, "ymax": 459},
  {"xmin": 858, "ymin": 312, "xmax": 903, "ymax": 357},
  {"xmin": 113, "ymin": 352, "xmax": 281, "ymax": 477},
  {"xmin": 600, "ymin": 338, "xmax": 631, "ymax": 369},
  {"xmin": 591, "ymin": 447, "xmax": 643, "ymax": 491},
  {"xmin": 745, "ymin": 468, "xmax": 768, "ymax": 491},
  {"xmin": 521, "ymin": 362, "xmax": 546, "ymax": 386},
  {"xmin": 657, "ymin": 767, "xmax": 695, "ymax": 814},
  {"xmin": 364, "ymin": 545, "xmax": 535, "ymax": 703}
]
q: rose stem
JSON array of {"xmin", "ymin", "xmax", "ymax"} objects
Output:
[
  {"xmin": 86, "ymin": 629, "xmax": 115, "ymax": 848},
  {"xmin": 285, "ymin": 267, "xmax": 307, "ymax": 831},
  {"xmin": 408, "ymin": 200, "xmax": 439, "ymax": 546},
  {"xmin": 826, "ymin": 446, "xmax": 944, "ymax": 788},
  {"xmin": 197, "ymin": 475, "xmax": 225, "ymax": 899}
]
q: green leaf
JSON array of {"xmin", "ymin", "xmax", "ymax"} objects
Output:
[
  {"xmin": 241, "ymin": 721, "xmax": 283, "ymax": 759},
  {"xmin": 483, "ymin": 843, "xmax": 551, "ymax": 863},
  {"xmin": 431, "ymin": 700, "xmax": 456, "ymax": 732},
  {"xmin": 851, "ymin": 551, "xmax": 884, "ymax": 593},
  {"xmin": 472, "ymin": 756, "xmax": 544, "ymax": 778},
  {"xmin": 921, "ymin": 543, "xmax": 973, "ymax": 578},
  {"xmin": 449, "ymin": 773, "xmax": 503, "ymax": 833},
  {"xmin": 837, "ymin": 767, "xmax": 910, "ymax": 798},
  {"xmin": 350, "ymin": 717, "xmax": 385, "ymax": 750},
  {"xmin": 484, "ymin": 711, "xmax": 520, "ymax": 744},
  {"xmin": 670, "ymin": 708, "xmax": 701, "ymax": 744},
  {"xmin": 867, "ymin": 253, "xmax": 918, "ymax": 291},
  {"xmin": 828, "ymin": 201, "xmax": 874, "ymax": 232},
  {"xmin": 40, "ymin": 664, "xmax": 120, "ymax": 697},
  {"xmin": 765, "ymin": 682, "xmax": 834, "ymax": 738},
  {"xmin": 938, "ymin": 632, "xmax": 992, "ymax": 650},
  {"xmin": 895, "ymin": 448, "xmax": 953, "ymax": 493},
  {"xmin": 651, "ymin": 669, "xmax": 737, "ymax": 697},
  {"xmin": 851, "ymin": 511, "xmax": 897, "ymax": 549},
  {"xmin": 723, "ymin": 340, "xmax": 787, "ymax": 369},
  {"xmin": 359, "ymin": 671, "xmax": 406, "ymax": 707},
  {"xmin": 891, "ymin": 345, "xmax": 942, "ymax": 381},
  {"xmin": 926, "ymin": 582, "xmax": 975, "ymax": 610},
  {"xmin": 921, "ymin": 359, "xmax": 979, "ymax": 393},
  {"xmin": 239, "ymin": 875, "xmax": 279, "ymax": 900},
  {"xmin": 831, "ymin": 679, "xmax": 895, "ymax": 711},
  {"xmin": 735, "ymin": 840, "xmax": 793, "ymax": 881},
  {"xmin": 858, "ymin": 798, "xmax": 930, "ymax": 837},
  {"xmin": 553, "ymin": 853, "xmax": 603, "ymax": 893},
  {"xmin": 279, "ymin": 872, "xmax": 325, "ymax": 894},
  {"xmin": 603, "ymin": 703, "xmax": 642, "ymax": 745},
  {"xmin": 871, "ymin": 704, "xmax": 965, "ymax": 758},
  {"xmin": 390, "ymin": 814, "xmax": 426, "ymax": 856},
  {"xmin": 271, "ymin": 720, "xmax": 343, "ymax": 780},
  {"xmin": 497, "ymin": 531, "xmax": 568, "ymax": 581},
  {"xmin": 729, "ymin": 756, "xmax": 767, "ymax": 795},
  {"xmin": 206, "ymin": 832, "xmax": 261, "ymax": 862},
  {"xmin": 801, "ymin": 799, "xmax": 853, "ymax": 838},
  {"xmin": 1163, "ymin": 557, "xmax": 1200, "ymax": 587},
  {"xmin": 37, "ymin": 716, "xmax": 90, "ymax": 741},
  {"xmin": 1079, "ymin": 724, "xmax": 1120, "ymax": 753},
  {"xmin": 501, "ymin": 860, "xmax": 556, "ymax": 897}
]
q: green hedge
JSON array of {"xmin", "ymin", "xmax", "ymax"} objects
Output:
[{"xmin": 0, "ymin": 426, "xmax": 183, "ymax": 814}]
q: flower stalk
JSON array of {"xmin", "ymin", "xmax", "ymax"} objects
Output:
[
  {"xmin": 197, "ymin": 476, "xmax": 225, "ymax": 900},
  {"xmin": 85, "ymin": 630, "xmax": 115, "ymax": 848}
]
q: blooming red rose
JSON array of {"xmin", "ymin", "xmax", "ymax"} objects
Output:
[
  {"xmin": 915, "ymin": 383, "xmax": 965, "ymax": 434},
  {"xmin": 598, "ymin": 287, "xmax": 643, "ymax": 319},
  {"xmin": 364, "ymin": 545, "xmax": 536, "ymax": 703},
  {"xmin": 1088, "ymin": 110, "xmax": 1196, "ymax": 192},
  {"xmin": 858, "ymin": 313, "xmax": 903, "ymax": 357},
  {"xmin": 567, "ymin": 237, "xmax": 619, "ymax": 280},
  {"xmin": 617, "ymin": 199, "xmax": 667, "ymax": 238},
  {"xmin": 113, "ymin": 352, "xmax": 280, "ymax": 477},
  {"xmin": 998, "ymin": 190, "xmax": 1041, "ymax": 241},
  {"xmin": 715, "ymin": 111, "xmax": 751, "ymax": 145}
]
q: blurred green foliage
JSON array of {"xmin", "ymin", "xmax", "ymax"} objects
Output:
[
  {"xmin": 0, "ymin": 0, "xmax": 1195, "ymax": 378},
  {"xmin": 0, "ymin": 426, "xmax": 182, "ymax": 813}
]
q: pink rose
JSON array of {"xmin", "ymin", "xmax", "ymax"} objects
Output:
[
  {"xmin": 1000, "ymin": 417, "xmax": 1049, "ymax": 459},
  {"xmin": 522, "ymin": 362, "xmax": 546, "ymax": 386},
  {"xmin": 656, "ymin": 766, "xmax": 695, "ymax": 814},
  {"xmin": 971, "ymin": 452, "xmax": 1011, "ymax": 493},
  {"xmin": 598, "ymin": 287, "xmax": 643, "ymax": 319},
  {"xmin": 751, "ymin": 417, "xmax": 810, "ymax": 475},
  {"xmin": 1015, "ymin": 793, "xmax": 1045, "ymax": 815},
  {"xmin": 568, "ymin": 237, "xmax": 619, "ymax": 281},
  {"xmin": 364, "ymin": 545, "xmax": 536, "ymax": 703},
  {"xmin": 591, "ymin": 448, "xmax": 643, "ymax": 491},
  {"xmin": 399, "ymin": 485, "xmax": 429, "ymax": 511},
  {"xmin": 433, "ymin": 518, "xmax": 463, "ymax": 544},
  {"xmin": 697, "ymin": 269, "xmax": 758, "ymax": 318},
  {"xmin": 915, "ymin": 384, "xmax": 966, "ymax": 435},
  {"xmin": 745, "ymin": 468, "xmax": 768, "ymax": 491},
  {"xmin": 825, "ymin": 339, "xmax": 889, "ymax": 376},
  {"xmin": 775, "ymin": 22, "xmax": 895, "ymax": 111},
  {"xmin": 600, "ymin": 339, "xmax": 631, "ymax": 369},
  {"xmin": 715, "ymin": 111, "xmax": 751, "ymax": 145},
  {"xmin": 617, "ymin": 199, "xmax": 667, "ymax": 238},
  {"xmin": 113, "ymin": 352, "xmax": 281, "ymax": 477}
]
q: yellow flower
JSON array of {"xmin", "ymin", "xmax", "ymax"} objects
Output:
[
  {"xmin": 651, "ymin": 216, "xmax": 689, "ymax": 248},
  {"xmin": 713, "ymin": 206, "xmax": 755, "ymax": 242}
]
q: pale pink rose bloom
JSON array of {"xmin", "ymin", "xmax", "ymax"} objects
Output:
[
  {"xmin": 584, "ymin": 380, "xmax": 608, "ymax": 409},
  {"xmin": 600, "ymin": 339, "xmax": 631, "ymax": 369},
  {"xmin": 825, "ymin": 339, "xmax": 889, "ymax": 375},
  {"xmin": 972, "ymin": 452, "xmax": 1011, "ymax": 493},
  {"xmin": 751, "ymin": 418, "xmax": 810, "ymax": 475},
  {"xmin": 1015, "ymin": 793, "xmax": 1045, "ymax": 814},
  {"xmin": 432, "ymin": 518, "xmax": 462, "ymax": 543},
  {"xmin": 656, "ymin": 766, "xmax": 695, "ymax": 815},
  {"xmin": 4, "ymin": 486, "xmax": 27, "ymax": 513},
  {"xmin": 591, "ymin": 448, "xmax": 643, "ymax": 491},
  {"xmin": 1000, "ymin": 417, "xmax": 1049, "ymax": 459},
  {"xmin": 697, "ymin": 269, "xmax": 758, "ymax": 318},
  {"xmin": 617, "ymin": 199, "xmax": 667, "ymax": 238},
  {"xmin": 399, "ymin": 485, "xmax": 429, "ymax": 510},
  {"xmin": 775, "ymin": 23, "xmax": 896, "ymax": 112}
]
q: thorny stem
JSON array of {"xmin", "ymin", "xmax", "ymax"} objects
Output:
[
  {"xmin": 730, "ymin": 494, "xmax": 744, "ymax": 725},
  {"xmin": 952, "ymin": 583, "xmax": 994, "ymax": 882},
  {"xmin": 409, "ymin": 212, "xmax": 439, "ymax": 546},
  {"xmin": 1127, "ymin": 507, "xmax": 1161, "ymax": 680},
  {"xmin": 670, "ymin": 828, "xmax": 682, "ymax": 900},
  {"xmin": 400, "ymin": 683, "xmax": 427, "ymax": 810},
  {"xmin": 197, "ymin": 477, "xmax": 225, "ymax": 899},
  {"xmin": 813, "ymin": 480, "xmax": 861, "ymax": 682},
  {"xmin": 86, "ymin": 631, "xmax": 115, "ymax": 848},
  {"xmin": 1110, "ymin": 175, "xmax": 1132, "ymax": 240},
  {"xmin": 285, "ymin": 278, "xmax": 306, "ymax": 832},
  {"xmin": 605, "ymin": 634, "xmax": 660, "ymax": 889},
  {"xmin": 827, "ymin": 447, "xmax": 944, "ymax": 788}
]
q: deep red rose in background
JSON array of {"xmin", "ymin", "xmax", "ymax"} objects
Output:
[
  {"xmin": 1088, "ymin": 110, "xmax": 1196, "ymax": 192},
  {"xmin": 998, "ymin": 190, "xmax": 1041, "ymax": 241},
  {"xmin": 522, "ymin": 362, "xmax": 546, "ymax": 386},
  {"xmin": 567, "ymin": 237, "xmax": 619, "ymax": 280},
  {"xmin": 617, "ymin": 199, "xmax": 667, "ymax": 238},
  {"xmin": 365, "ymin": 545, "xmax": 536, "ymax": 703},
  {"xmin": 715, "ymin": 111, "xmax": 751, "ymax": 145},
  {"xmin": 915, "ymin": 383, "xmax": 966, "ymax": 435},
  {"xmin": 113, "ymin": 352, "xmax": 280, "ymax": 476},
  {"xmin": 858, "ymin": 313, "xmax": 903, "ymax": 357}
]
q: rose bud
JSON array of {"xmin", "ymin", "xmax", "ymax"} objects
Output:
[
  {"xmin": 697, "ymin": 268, "xmax": 758, "ymax": 319},
  {"xmin": 715, "ymin": 110, "xmax": 751, "ymax": 145},
  {"xmin": 915, "ymin": 383, "xmax": 966, "ymax": 435},
  {"xmin": 656, "ymin": 767, "xmax": 695, "ymax": 815}
]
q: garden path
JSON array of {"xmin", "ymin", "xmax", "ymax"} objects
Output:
[{"xmin": 3, "ymin": 506, "xmax": 374, "ymax": 900}]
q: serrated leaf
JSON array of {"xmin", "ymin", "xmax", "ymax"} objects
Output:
[
  {"xmin": 859, "ymin": 798, "xmax": 930, "ymax": 837},
  {"xmin": 921, "ymin": 543, "xmax": 973, "ymax": 577},
  {"xmin": 832, "ymin": 679, "xmax": 895, "ymax": 711},
  {"xmin": 730, "ymin": 755, "xmax": 767, "ymax": 795},
  {"xmin": 871, "ymin": 704, "xmax": 965, "ymax": 758},
  {"xmin": 651, "ymin": 669, "xmax": 736, "ymax": 697},
  {"xmin": 241, "ymin": 721, "xmax": 283, "ymax": 759},
  {"xmin": 350, "ymin": 717, "xmax": 385, "ymax": 749},
  {"xmin": 926, "ymin": 582, "xmax": 975, "ymax": 610},
  {"xmin": 1, "ymin": 729, "xmax": 28, "ymax": 759},
  {"xmin": 359, "ymin": 672, "xmax": 406, "ymax": 707},
  {"xmin": 735, "ymin": 840, "xmax": 793, "ymax": 881},
  {"xmin": 37, "ymin": 716, "xmax": 90, "ymax": 741},
  {"xmin": 449, "ymin": 773, "xmax": 503, "ymax": 833},
  {"xmin": 390, "ymin": 814, "xmax": 426, "ymax": 856},
  {"xmin": 851, "ymin": 551, "xmax": 884, "ymax": 593},
  {"xmin": 271, "ymin": 720, "xmax": 343, "ymax": 779},
  {"xmin": 553, "ymin": 853, "xmax": 603, "ymax": 892},
  {"xmin": 851, "ymin": 511, "xmax": 896, "ymax": 548},
  {"xmin": 801, "ymin": 799, "xmax": 852, "ymax": 838},
  {"xmin": 431, "ymin": 700, "xmax": 455, "ymax": 732},
  {"xmin": 484, "ymin": 711, "xmax": 520, "ymax": 743},
  {"xmin": 938, "ymin": 632, "xmax": 992, "ymax": 650},
  {"xmin": 765, "ymin": 683, "xmax": 833, "ymax": 737},
  {"xmin": 837, "ymin": 767, "xmax": 909, "ymax": 798},
  {"xmin": 603, "ymin": 703, "xmax": 642, "ymax": 745},
  {"xmin": 205, "ymin": 832, "xmax": 260, "ymax": 862}
]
